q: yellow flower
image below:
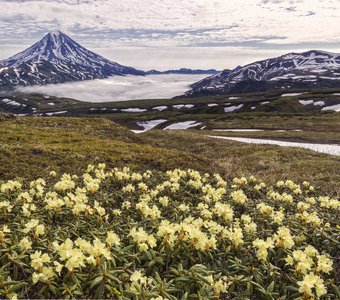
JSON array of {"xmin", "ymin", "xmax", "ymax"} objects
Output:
[
  {"xmin": 106, "ymin": 231, "xmax": 121, "ymax": 246},
  {"xmin": 122, "ymin": 184, "xmax": 135, "ymax": 193},
  {"xmin": 274, "ymin": 226, "xmax": 295, "ymax": 249},
  {"xmin": 19, "ymin": 237, "xmax": 32, "ymax": 251},
  {"xmin": 297, "ymin": 201, "xmax": 310, "ymax": 211},
  {"xmin": 285, "ymin": 255, "xmax": 294, "ymax": 266},
  {"xmin": 86, "ymin": 255, "xmax": 96, "ymax": 266},
  {"xmin": 213, "ymin": 276, "xmax": 229, "ymax": 294},
  {"xmin": 23, "ymin": 219, "xmax": 40, "ymax": 234},
  {"xmin": 17, "ymin": 192, "xmax": 32, "ymax": 202},
  {"xmin": 122, "ymin": 201, "xmax": 131, "ymax": 209},
  {"xmin": 272, "ymin": 209, "xmax": 285, "ymax": 225},
  {"xmin": 0, "ymin": 180, "xmax": 22, "ymax": 194},
  {"xmin": 8, "ymin": 293, "xmax": 17, "ymax": 300},
  {"xmin": 232, "ymin": 177, "xmax": 247, "ymax": 185},
  {"xmin": 178, "ymin": 204, "xmax": 190, "ymax": 212},
  {"xmin": 54, "ymin": 174, "xmax": 75, "ymax": 192},
  {"xmin": 157, "ymin": 220, "xmax": 174, "ymax": 237},
  {"xmin": 244, "ymin": 222, "xmax": 257, "ymax": 234},
  {"xmin": 298, "ymin": 273, "xmax": 315, "ymax": 297},
  {"xmin": 0, "ymin": 201, "xmax": 13, "ymax": 213},
  {"xmin": 30, "ymin": 251, "xmax": 50, "ymax": 271},
  {"xmin": 292, "ymin": 250, "xmax": 314, "ymax": 274},
  {"xmin": 113, "ymin": 209, "xmax": 122, "ymax": 216},
  {"xmin": 158, "ymin": 196, "xmax": 169, "ymax": 207},
  {"xmin": 146, "ymin": 235, "xmax": 157, "ymax": 248},
  {"xmin": 54, "ymin": 261, "xmax": 63, "ymax": 275},
  {"xmin": 139, "ymin": 243, "xmax": 149, "ymax": 252},
  {"xmin": 304, "ymin": 245, "xmax": 319, "ymax": 257},
  {"xmin": 252, "ymin": 237, "xmax": 274, "ymax": 262},
  {"xmin": 138, "ymin": 182, "xmax": 148, "ymax": 192},
  {"xmin": 225, "ymin": 226, "xmax": 244, "ymax": 248},
  {"xmin": 2, "ymin": 225, "xmax": 10, "ymax": 233},
  {"xmin": 230, "ymin": 190, "xmax": 247, "ymax": 204},
  {"xmin": 298, "ymin": 272, "xmax": 327, "ymax": 298},
  {"xmin": 130, "ymin": 270, "xmax": 147, "ymax": 285},
  {"xmin": 35, "ymin": 224, "xmax": 45, "ymax": 237},
  {"xmin": 90, "ymin": 239, "xmax": 111, "ymax": 260},
  {"xmin": 64, "ymin": 250, "xmax": 86, "ymax": 271},
  {"xmin": 53, "ymin": 238, "xmax": 74, "ymax": 260},
  {"xmin": 94, "ymin": 201, "xmax": 106, "ymax": 216},
  {"xmin": 214, "ymin": 202, "xmax": 234, "ymax": 222},
  {"xmin": 257, "ymin": 203, "xmax": 273, "ymax": 216},
  {"xmin": 316, "ymin": 254, "xmax": 333, "ymax": 274}
]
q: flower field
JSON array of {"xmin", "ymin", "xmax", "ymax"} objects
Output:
[{"xmin": 0, "ymin": 164, "xmax": 339, "ymax": 299}]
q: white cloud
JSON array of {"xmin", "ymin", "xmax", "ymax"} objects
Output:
[
  {"xmin": 0, "ymin": 0, "xmax": 339, "ymax": 45},
  {"xmin": 1, "ymin": 0, "xmax": 340, "ymax": 69},
  {"xmin": 15, "ymin": 74, "xmax": 208, "ymax": 102}
]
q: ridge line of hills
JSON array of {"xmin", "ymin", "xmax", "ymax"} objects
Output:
[{"xmin": 1, "ymin": 31, "xmax": 340, "ymax": 96}]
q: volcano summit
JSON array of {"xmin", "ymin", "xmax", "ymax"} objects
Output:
[{"xmin": 0, "ymin": 31, "xmax": 144, "ymax": 89}]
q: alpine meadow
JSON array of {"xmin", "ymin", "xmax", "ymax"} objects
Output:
[{"xmin": 0, "ymin": 1, "xmax": 339, "ymax": 300}]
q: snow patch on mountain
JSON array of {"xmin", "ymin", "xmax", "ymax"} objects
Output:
[
  {"xmin": 321, "ymin": 104, "xmax": 340, "ymax": 112},
  {"xmin": 281, "ymin": 93, "xmax": 305, "ymax": 97},
  {"xmin": 299, "ymin": 100, "xmax": 325, "ymax": 106},
  {"xmin": 224, "ymin": 104, "xmax": 243, "ymax": 112},
  {"xmin": 132, "ymin": 119, "xmax": 168, "ymax": 133},
  {"xmin": 185, "ymin": 50, "xmax": 340, "ymax": 96},
  {"xmin": 152, "ymin": 106, "xmax": 168, "ymax": 111},
  {"xmin": 164, "ymin": 121, "xmax": 202, "ymax": 130},
  {"xmin": 120, "ymin": 108, "xmax": 147, "ymax": 113}
]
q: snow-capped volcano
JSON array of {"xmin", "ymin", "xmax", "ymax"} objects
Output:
[
  {"xmin": 0, "ymin": 31, "xmax": 144, "ymax": 88},
  {"xmin": 185, "ymin": 50, "xmax": 340, "ymax": 96}
]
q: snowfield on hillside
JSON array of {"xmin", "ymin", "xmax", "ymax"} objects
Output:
[
  {"xmin": 208, "ymin": 136, "xmax": 340, "ymax": 156},
  {"xmin": 131, "ymin": 119, "xmax": 168, "ymax": 133},
  {"xmin": 164, "ymin": 121, "xmax": 202, "ymax": 130}
]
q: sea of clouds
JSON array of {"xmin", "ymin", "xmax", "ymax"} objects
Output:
[{"xmin": 15, "ymin": 74, "xmax": 207, "ymax": 102}]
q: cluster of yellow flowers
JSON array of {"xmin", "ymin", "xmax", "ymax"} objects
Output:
[
  {"xmin": 0, "ymin": 164, "xmax": 338, "ymax": 299},
  {"xmin": 298, "ymin": 272, "xmax": 327, "ymax": 298},
  {"xmin": 129, "ymin": 227, "xmax": 157, "ymax": 252},
  {"xmin": 0, "ymin": 180, "xmax": 22, "ymax": 194}
]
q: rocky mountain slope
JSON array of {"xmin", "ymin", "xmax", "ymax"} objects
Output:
[{"xmin": 185, "ymin": 50, "xmax": 340, "ymax": 96}]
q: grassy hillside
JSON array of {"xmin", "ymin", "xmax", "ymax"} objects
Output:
[{"xmin": 0, "ymin": 116, "xmax": 339, "ymax": 194}]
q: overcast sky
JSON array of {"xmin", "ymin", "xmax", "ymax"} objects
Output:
[{"xmin": 1, "ymin": 0, "xmax": 340, "ymax": 70}]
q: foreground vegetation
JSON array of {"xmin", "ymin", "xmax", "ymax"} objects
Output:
[{"xmin": 0, "ymin": 163, "xmax": 339, "ymax": 299}]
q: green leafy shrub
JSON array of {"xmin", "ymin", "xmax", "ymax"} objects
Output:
[{"xmin": 0, "ymin": 164, "xmax": 338, "ymax": 299}]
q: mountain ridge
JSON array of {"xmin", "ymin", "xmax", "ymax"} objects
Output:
[
  {"xmin": 185, "ymin": 50, "xmax": 340, "ymax": 96},
  {"xmin": 146, "ymin": 68, "xmax": 221, "ymax": 75}
]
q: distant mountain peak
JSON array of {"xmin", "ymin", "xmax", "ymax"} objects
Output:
[
  {"xmin": 0, "ymin": 31, "xmax": 144, "ymax": 88},
  {"xmin": 1, "ymin": 30, "xmax": 101, "ymax": 67},
  {"xmin": 49, "ymin": 30, "xmax": 64, "ymax": 36}
]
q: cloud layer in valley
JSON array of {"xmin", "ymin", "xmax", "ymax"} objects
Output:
[
  {"xmin": 1, "ymin": 0, "xmax": 340, "ymax": 70},
  {"xmin": 15, "ymin": 74, "xmax": 208, "ymax": 102}
]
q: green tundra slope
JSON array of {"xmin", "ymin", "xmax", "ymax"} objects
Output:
[{"xmin": 0, "ymin": 116, "xmax": 339, "ymax": 194}]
